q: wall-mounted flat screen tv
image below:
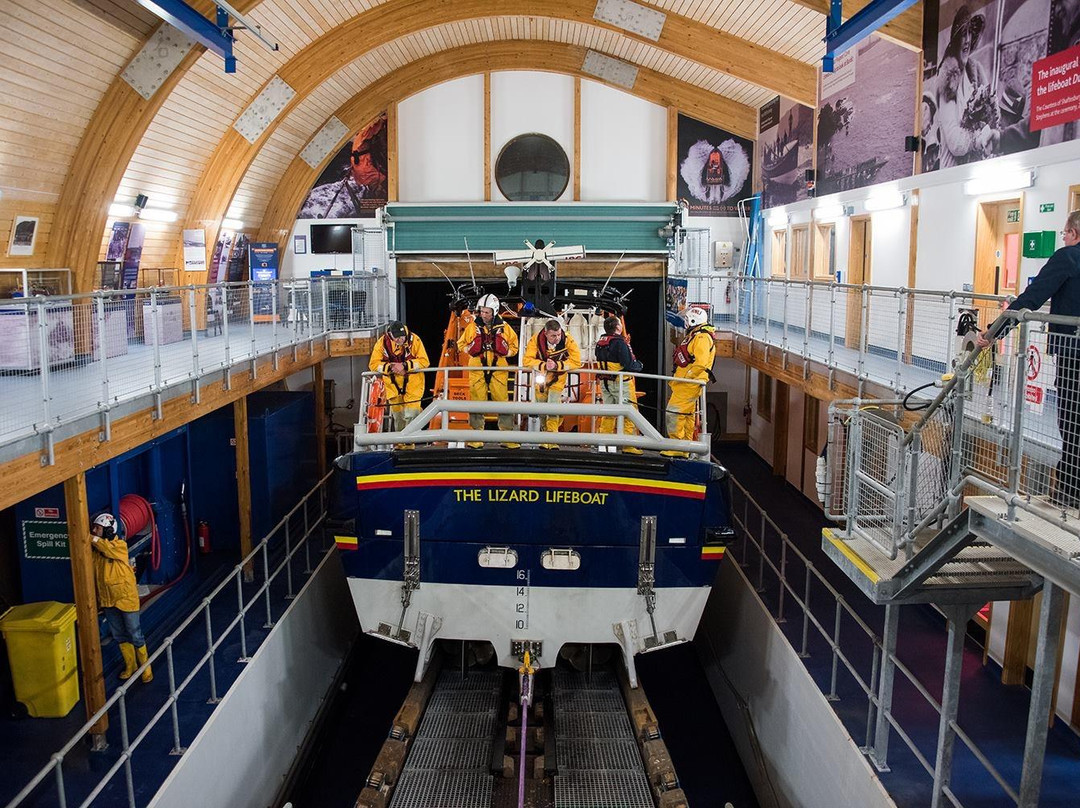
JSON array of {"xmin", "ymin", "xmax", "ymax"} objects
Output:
[{"xmin": 310, "ymin": 224, "xmax": 353, "ymax": 254}]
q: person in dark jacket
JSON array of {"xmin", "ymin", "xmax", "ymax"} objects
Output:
[
  {"xmin": 595, "ymin": 316, "xmax": 644, "ymax": 455},
  {"xmin": 979, "ymin": 210, "xmax": 1080, "ymax": 505}
]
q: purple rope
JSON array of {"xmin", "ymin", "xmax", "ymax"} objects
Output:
[{"xmin": 518, "ymin": 675, "xmax": 530, "ymax": 808}]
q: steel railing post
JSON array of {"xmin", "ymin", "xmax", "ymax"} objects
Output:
[
  {"xmin": 263, "ymin": 542, "xmax": 274, "ymax": 628},
  {"xmin": 249, "ymin": 283, "xmax": 257, "ymax": 379},
  {"xmin": 307, "ymin": 281, "xmax": 315, "ymax": 354},
  {"xmin": 871, "ymin": 602, "xmax": 900, "ymax": 771},
  {"xmin": 799, "ymin": 566, "xmax": 811, "ymax": 657},
  {"xmin": 803, "ymin": 281, "xmax": 811, "ymax": 377},
  {"xmin": 858, "ymin": 286, "xmax": 869, "ymax": 384},
  {"xmin": 741, "ymin": 497, "xmax": 750, "ymax": 568},
  {"xmin": 118, "ymin": 692, "xmax": 135, "ymax": 808},
  {"xmin": 756, "ymin": 513, "xmax": 766, "ymax": 593},
  {"xmin": 285, "ymin": 520, "xmax": 294, "ymax": 600},
  {"xmin": 188, "ymin": 285, "xmax": 200, "ymax": 399},
  {"xmin": 271, "ymin": 280, "xmax": 280, "ymax": 370},
  {"xmin": 36, "ymin": 298, "xmax": 55, "ymax": 465},
  {"xmin": 896, "ymin": 289, "xmax": 906, "ymax": 390},
  {"xmin": 864, "ymin": 644, "xmax": 882, "ymax": 752},
  {"xmin": 204, "ymin": 600, "xmax": 219, "ymax": 703},
  {"xmin": 167, "ymin": 643, "xmax": 185, "ymax": 755},
  {"xmin": 53, "ymin": 756, "xmax": 67, "ymax": 808},
  {"xmin": 222, "ymin": 284, "xmax": 232, "ymax": 387},
  {"xmin": 1007, "ymin": 321, "xmax": 1031, "ymax": 518},
  {"xmin": 236, "ymin": 569, "xmax": 249, "ymax": 662},
  {"xmin": 748, "ymin": 278, "xmax": 756, "ymax": 342},
  {"xmin": 96, "ymin": 293, "xmax": 111, "ymax": 441},
  {"xmin": 781, "ymin": 280, "xmax": 789, "ymax": 361},
  {"xmin": 945, "ymin": 292, "xmax": 957, "ymax": 371},
  {"xmin": 151, "ymin": 288, "xmax": 163, "ymax": 419},
  {"xmin": 828, "ymin": 282, "xmax": 837, "ymax": 375},
  {"xmin": 764, "ymin": 280, "xmax": 771, "ymax": 358},
  {"xmin": 827, "ymin": 599, "xmax": 842, "ymax": 701},
  {"xmin": 776, "ymin": 539, "xmax": 788, "ymax": 623}
]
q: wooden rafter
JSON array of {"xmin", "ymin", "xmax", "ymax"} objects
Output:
[{"xmin": 253, "ymin": 41, "xmax": 757, "ymax": 249}]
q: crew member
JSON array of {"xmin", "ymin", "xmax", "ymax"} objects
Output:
[
  {"xmin": 90, "ymin": 513, "xmax": 152, "ymax": 683},
  {"xmin": 979, "ymin": 210, "xmax": 1080, "ymax": 506},
  {"xmin": 458, "ymin": 294, "xmax": 520, "ymax": 449},
  {"xmin": 369, "ymin": 321, "xmax": 429, "ymax": 446},
  {"xmin": 663, "ymin": 307, "xmax": 715, "ymax": 458},
  {"xmin": 523, "ymin": 319, "xmax": 582, "ymax": 448},
  {"xmin": 595, "ymin": 316, "xmax": 644, "ymax": 455}
]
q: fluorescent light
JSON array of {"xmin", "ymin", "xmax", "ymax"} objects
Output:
[
  {"xmin": 138, "ymin": 207, "xmax": 178, "ymax": 223},
  {"xmin": 864, "ymin": 192, "xmax": 905, "ymax": 212},
  {"xmin": 767, "ymin": 210, "xmax": 788, "ymax": 228},
  {"xmin": 815, "ymin": 204, "xmax": 845, "ymax": 221},
  {"xmin": 963, "ymin": 170, "xmax": 1034, "ymax": 196},
  {"xmin": 221, "ymin": 218, "xmax": 244, "ymax": 231},
  {"xmin": 109, "ymin": 203, "xmax": 134, "ymax": 217}
]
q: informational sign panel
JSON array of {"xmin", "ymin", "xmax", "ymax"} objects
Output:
[
  {"xmin": 23, "ymin": 521, "xmax": 69, "ymax": 560},
  {"xmin": 1031, "ymin": 43, "xmax": 1080, "ymax": 132},
  {"xmin": 249, "ymin": 242, "xmax": 279, "ymax": 321},
  {"xmin": 182, "ymin": 229, "xmax": 207, "ymax": 273},
  {"xmin": 1025, "ymin": 341, "xmax": 1045, "ymax": 414}
]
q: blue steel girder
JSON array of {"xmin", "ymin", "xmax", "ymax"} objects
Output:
[
  {"xmin": 822, "ymin": 0, "xmax": 920, "ymax": 72},
  {"xmin": 135, "ymin": 0, "xmax": 237, "ymax": 72}
]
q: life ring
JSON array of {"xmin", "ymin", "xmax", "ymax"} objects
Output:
[{"xmin": 367, "ymin": 377, "xmax": 387, "ymax": 433}]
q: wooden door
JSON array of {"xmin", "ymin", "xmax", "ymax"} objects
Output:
[
  {"xmin": 974, "ymin": 198, "xmax": 1022, "ymax": 296},
  {"xmin": 845, "ymin": 216, "xmax": 872, "ymax": 349},
  {"xmin": 790, "ymin": 225, "xmax": 809, "ymax": 279}
]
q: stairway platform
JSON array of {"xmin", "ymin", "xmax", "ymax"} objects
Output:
[{"xmin": 822, "ymin": 520, "xmax": 1042, "ymax": 606}]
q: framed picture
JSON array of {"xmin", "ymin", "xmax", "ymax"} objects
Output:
[
  {"xmin": 294, "ymin": 234, "xmax": 307, "ymax": 254},
  {"xmin": 8, "ymin": 216, "xmax": 39, "ymax": 257}
]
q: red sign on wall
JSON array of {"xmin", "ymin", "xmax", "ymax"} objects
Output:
[{"xmin": 1031, "ymin": 44, "xmax": 1080, "ymax": 132}]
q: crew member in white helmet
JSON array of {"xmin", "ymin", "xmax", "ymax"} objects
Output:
[
  {"xmin": 457, "ymin": 294, "xmax": 520, "ymax": 448},
  {"xmin": 90, "ymin": 513, "xmax": 152, "ymax": 683},
  {"xmin": 663, "ymin": 306, "xmax": 715, "ymax": 458}
]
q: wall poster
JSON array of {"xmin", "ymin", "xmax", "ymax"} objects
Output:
[
  {"xmin": 298, "ymin": 113, "xmax": 388, "ymax": 219},
  {"xmin": 7, "ymin": 216, "xmax": 38, "ymax": 257},
  {"xmin": 759, "ymin": 96, "xmax": 815, "ymax": 208},
  {"xmin": 675, "ymin": 114, "xmax": 754, "ymax": 216},
  {"xmin": 182, "ymin": 229, "xmax": 207, "ymax": 273},
  {"xmin": 249, "ymin": 242, "xmax": 279, "ymax": 322},
  {"xmin": 817, "ymin": 35, "xmax": 918, "ymax": 195},
  {"xmin": 922, "ymin": 0, "xmax": 1080, "ymax": 171}
]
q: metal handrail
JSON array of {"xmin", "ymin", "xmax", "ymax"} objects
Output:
[
  {"xmin": 727, "ymin": 475, "xmax": 1016, "ymax": 807},
  {"xmin": 0, "ymin": 275, "xmax": 391, "ymax": 459},
  {"xmin": 4, "ymin": 472, "xmax": 335, "ymax": 808}
]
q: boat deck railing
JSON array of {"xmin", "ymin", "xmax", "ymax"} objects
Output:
[
  {"xmin": 3, "ymin": 473, "xmax": 335, "ymax": 808},
  {"xmin": 353, "ymin": 366, "xmax": 710, "ymax": 457}
]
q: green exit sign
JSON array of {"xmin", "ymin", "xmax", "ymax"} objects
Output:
[
  {"xmin": 1007, "ymin": 209, "xmax": 1021, "ymax": 222},
  {"xmin": 1040, "ymin": 203, "xmax": 1056, "ymax": 213}
]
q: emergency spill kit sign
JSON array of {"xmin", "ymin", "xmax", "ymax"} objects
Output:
[{"xmin": 23, "ymin": 521, "xmax": 69, "ymax": 560}]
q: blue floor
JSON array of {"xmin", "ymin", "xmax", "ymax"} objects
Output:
[
  {"xmin": 715, "ymin": 443, "xmax": 1080, "ymax": 808},
  {"xmin": 0, "ymin": 526, "xmax": 331, "ymax": 808}
]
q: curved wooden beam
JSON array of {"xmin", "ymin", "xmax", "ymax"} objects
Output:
[
  {"xmin": 57, "ymin": 0, "xmax": 811, "ymax": 290},
  {"xmin": 185, "ymin": 38, "xmax": 757, "ymax": 272},
  {"xmin": 255, "ymin": 42, "xmax": 748, "ymax": 248}
]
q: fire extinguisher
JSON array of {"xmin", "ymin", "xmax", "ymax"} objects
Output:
[{"xmin": 197, "ymin": 520, "xmax": 211, "ymax": 554}]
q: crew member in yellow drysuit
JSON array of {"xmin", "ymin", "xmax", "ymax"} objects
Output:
[
  {"xmin": 523, "ymin": 319, "xmax": 582, "ymax": 448},
  {"xmin": 663, "ymin": 306, "xmax": 715, "ymax": 458},
  {"xmin": 458, "ymin": 294, "xmax": 520, "ymax": 448},
  {"xmin": 369, "ymin": 321, "xmax": 430, "ymax": 445},
  {"xmin": 91, "ymin": 513, "xmax": 152, "ymax": 683}
]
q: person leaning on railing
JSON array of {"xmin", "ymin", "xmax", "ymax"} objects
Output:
[
  {"xmin": 369, "ymin": 320, "xmax": 429, "ymax": 448},
  {"xmin": 523, "ymin": 319, "xmax": 582, "ymax": 449},
  {"xmin": 595, "ymin": 316, "xmax": 644, "ymax": 455},
  {"xmin": 458, "ymin": 294, "xmax": 520, "ymax": 449},
  {"xmin": 978, "ymin": 210, "xmax": 1080, "ymax": 507}
]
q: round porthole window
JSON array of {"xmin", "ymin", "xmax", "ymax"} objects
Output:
[{"xmin": 494, "ymin": 133, "xmax": 570, "ymax": 202}]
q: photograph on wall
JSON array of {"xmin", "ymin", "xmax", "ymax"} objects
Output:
[
  {"xmin": 816, "ymin": 35, "xmax": 918, "ymax": 195},
  {"xmin": 921, "ymin": 0, "xmax": 1080, "ymax": 171},
  {"xmin": 759, "ymin": 96, "xmax": 815, "ymax": 208},
  {"xmin": 297, "ymin": 113, "xmax": 388, "ymax": 219},
  {"xmin": 182, "ymin": 229, "xmax": 207, "ymax": 273},
  {"xmin": 665, "ymin": 277, "xmax": 688, "ymax": 326},
  {"xmin": 676, "ymin": 114, "xmax": 754, "ymax": 216},
  {"xmin": 7, "ymin": 216, "xmax": 39, "ymax": 256},
  {"xmin": 106, "ymin": 221, "xmax": 131, "ymax": 262}
]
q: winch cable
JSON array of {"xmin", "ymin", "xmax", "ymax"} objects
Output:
[
  {"xmin": 518, "ymin": 651, "xmax": 535, "ymax": 808},
  {"xmin": 124, "ymin": 485, "xmax": 194, "ymax": 606}
]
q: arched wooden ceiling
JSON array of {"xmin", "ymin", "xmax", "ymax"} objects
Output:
[{"xmin": 0, "ymin": 0, "xmax": 921, "ymax": 288}]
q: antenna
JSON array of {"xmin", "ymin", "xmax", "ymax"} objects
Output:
[
  {"xmin": 463, "ymin": 236, "xmax": 478, "ymax": 292},
  {"xmin": 429, "ymin": 262, "xmax": 457, "ymax": 293},
  {"xmin": 600, "ymin": 252, "xmax": 626, "ymax": 297}
]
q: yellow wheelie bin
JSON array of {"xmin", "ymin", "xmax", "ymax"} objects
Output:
[{"xmin": 0, "ymin": 602, "xmax": 79, "ymax": 718}]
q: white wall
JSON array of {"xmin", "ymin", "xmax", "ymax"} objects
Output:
[
  {"xmin": 697, "ymin": 560, "xmax": 897, "ymax": 808},
  {"xmin": 579, "ymin": 80, "xmax": 666, "ymax": 201},
  {"xmin": 283, "ymin": 217, "xmax": 363, "ymax": 278},
  {"xmin": 489, "ymin": 71, "xmax": 575, "ymax": 202},
  {"xmin": 150, "ymin": 550, "xmax": 357, "ymax": 808},
  {"xmin": 398, "ymin": 74, "xmax": 485, "ymax": 202}
]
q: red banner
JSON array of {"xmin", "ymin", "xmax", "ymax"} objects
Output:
[{"xmin": 1031, "ymin": 44, "xmax": 1080, "ymax": 132}]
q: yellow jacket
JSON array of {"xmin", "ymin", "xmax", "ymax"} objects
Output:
[
  {"xmin": 457, "ymin": 317, "xmax": 519, "ymax": 369},
  {"xmin": 523, "ymin": 330, "xmax": 581, "ymax": 392},
  {"xmin": 673, "ymin": 326, "xmax": 716, "ymax": 383},
  {"xmin": 92, "ymin": 536, "xmax": 140, "ymax": 612},
  {"xmin": 369, "ymin": 331, "xmax": 430, "ymax": 402}
]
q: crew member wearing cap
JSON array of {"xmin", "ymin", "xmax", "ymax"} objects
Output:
[
  {"xmin": 458, "ymin": 294, "xmax": 520, "ymax": 448},
  {"xmin": 369, "ymin": 321, "xmax": 429, "ymax": 445},
  {"xmin": 90, "ymin": 513, "xmax": 152, "ymax": 683},
  {"xmin": 595, "ymin": 316, "xmax": 644, "ymax": 455},
  {"xmin": 663, "ymin": 307, "xmax": 715, "ymax": 458},
  {"xmin": 523, "ymin": 319, "xmax": 581, "ymax": 449}
]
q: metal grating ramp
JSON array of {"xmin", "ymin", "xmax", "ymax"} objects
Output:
[
  {"xmin": 390, "ymin": 671, "xmax": 501, "ymax": 808},
  {"xmin": 552, "ymin": 669, "xmax": 652, "ymax": 808}
]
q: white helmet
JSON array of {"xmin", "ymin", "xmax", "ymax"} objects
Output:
[
  {"xmin": 93, "ymin": 512, "xmax": 118, "ymax": 538},
  {"xmin": 684, "ymin": 306, "xmax": 708, "ymax": 328},
  {"xmin": 476, "ymin": 293, "xmax": 500, "ymax": 314}
]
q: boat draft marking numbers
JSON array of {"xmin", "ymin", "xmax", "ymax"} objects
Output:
[{"xmin": 515, "ymin": 568, "xmax": 531, "ymax": 631}]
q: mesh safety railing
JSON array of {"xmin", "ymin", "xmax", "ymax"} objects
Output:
[
  {"xmin": 827, "ymin": 308, "xmax": 1080, "ymax": 561},
  {"xmin": 0, "ymin": 274, "xmax": 389, "ymax": 459},
  {"xmin": 3, "ymin": 474, "xmax": 336, "ymax": 808}
]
